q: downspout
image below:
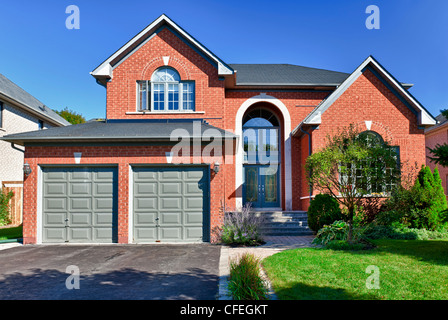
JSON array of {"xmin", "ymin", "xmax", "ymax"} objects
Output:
[{"xmin": 300, "ymin": 127, "xmax": 313, "ymax": 199}]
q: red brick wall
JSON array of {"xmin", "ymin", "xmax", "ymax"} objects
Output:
[
  {"xmin": 22, "ymin": 145, "xmax": 225, "ymax": 244},
  {"xmin": 106, "ymin": 27, "xmax": 225, "ymax": 130},
  {"xmin": 426, "ymin": 126, "xmax": 448, "ymax": 199},
  {"xmin": 301, "ymin": 69, "xmax": 426, "ymax": 210}
]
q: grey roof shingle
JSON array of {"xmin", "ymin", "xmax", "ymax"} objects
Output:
[
  {"xmin": 0, "ymin": 73, "xmax": 70, "ymax": 126},
  {"xmin": 1, "ymin": 119, "xmax": 236, "ymax": 145},
  {"xmin": 228, "ymin": 64, "xmax": 350, "ymax": 86}
]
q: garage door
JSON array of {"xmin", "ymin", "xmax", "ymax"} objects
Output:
[
  {"xmin": 42, "ymin": 167, "xmax": 118, "ymax": 243},
  {"xmin": 133, "ymin": 166, "xmax": 209, "ymax": 243}
]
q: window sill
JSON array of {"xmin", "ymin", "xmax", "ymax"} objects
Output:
[{"xmin": 126, "ymin": 111, "xmax": 205, "ymax": 115}]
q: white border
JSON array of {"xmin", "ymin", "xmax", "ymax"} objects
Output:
[
  {"xmin": 235, "ymin": 94, "xmax": 292, "ymax": 210},
  {"xmin": 36, "ymin": 165, "xmax": 43, "ymax": 244}
]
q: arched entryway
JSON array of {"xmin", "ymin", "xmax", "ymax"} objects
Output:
[
  {"xmin": 242, "ymin": 107, "xmax": 281, "ymax": 208},
  {"xmin": 235, "ymin": 94, "xmax": 292, "ymax": 211}
]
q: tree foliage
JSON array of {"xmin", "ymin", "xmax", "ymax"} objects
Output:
[
  {"xmin": 305, "ymin": 124, "xmax": 401, "ymax": 240},
  {"xmin": 54, "ymin": 107, "xmax": 86, "ymax": 125},
  {"xmin": 427, "ymin": 109, "xmax": 448, "ymax": 167}
]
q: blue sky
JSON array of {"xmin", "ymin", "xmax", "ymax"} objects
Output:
[{"xmin": 0, "ymin": 0, "xmax": 447, "ymax": 120}]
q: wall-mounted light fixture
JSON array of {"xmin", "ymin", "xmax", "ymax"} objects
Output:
[
  {"xmin": 23, "ymin": 162, "xmax": 32, "ymax": 176},
  {"xmin": 213, "ymin": 162, "xmax": 220, "ymax": 174}
]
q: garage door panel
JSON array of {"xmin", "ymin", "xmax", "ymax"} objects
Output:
[
  {"xmin": 136, "ymin": 183, "xmax": 157, "ymax": 195},
  {"xmin": 71, "ymin": 170, "xmax": 91, "ymax": 180},
  {"xmin": 93, "ymin": 183, "xmax": 113, "ymax": 196},
  {"xmin": 44, "ymin": 228, "xmax": 66, "ymax": 242},
  {"xmin": 160, "ymin": 211, "xmax": 181, "ymax": 224},
  {"xmin": 161, "ymin": 182, "xmax": 181, "ymax": 194},
  {"xmin": 44, "ymin": 198, "xmax": 66, "ymax": 210},
  {"xmin": 135, "ymin": 212, "xmax": 156, "ymax": 225},
  {"xmin": 70, "ymin": 183, "xmax": 91, "ymax": 196},
  {"xmin": 70, "ymin": 198, "xmax": 91, "ymax": 210},
  {"xmin": 135, "ymin": 227, "xmax": 157, "ymax": 241},
  {"xmin": 160, "ymin": 197, "xmax": 182, "ymax": 210},
  {"xmin": 135, "ymin": 198, "xmax": 157, "ymax": 210},
  {"xmin": 186, "ymin": 227, "xmax": 203, "ymax": 239},
  {"xmin": 133, "ymin": 166, "xmax": 208, "ymax": 243},
  {"xmin": 43, "ymin": 167, "xmax": 117, "ymax": 243},
  {"xmin": 70, "ymin": 212, "xmax": 91, "ymax": 226},
  {"xmin": 95, "ymin": 198, "xmax": 114, "ymax": 210},
  {"xmin": 44, "ymin": 212, "xmax": 66, "ymax": 226},
  {"xmin": 160, "ymin": 227, "xmax": 182, "ymax": 240},
  {"xmin": 185, "ymin": 197, "xmax": 203, "ymax": 210},
  {"xmin": 185, "ymin": 212, "xmax": 203, "ymax": 224},
  {"xmin": 45, "ymin": 183, "xmax": 66, "ymax": 195},
  {"xmin": 70, "ymin": 228, "xmax": 92, "ymax": 242},
  {"xmin": 95, "ymin": 212, "xmax": 114, "ymax": 225}
]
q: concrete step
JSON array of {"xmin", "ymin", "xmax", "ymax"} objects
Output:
[{"xmin": 255, "ymin": 211, "xmax": 313, "ymax": 236}]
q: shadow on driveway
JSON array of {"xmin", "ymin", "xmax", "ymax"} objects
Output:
[{"xmin": 0, "ymin": 244, "xmax": 221, "ymax": 300}]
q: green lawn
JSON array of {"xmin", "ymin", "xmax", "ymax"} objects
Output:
[
  {"xmin": 0, "ymin": 225, "xmax": 22, "ymax": 240},
  {"xmin": 262, "ymin": 240, "xmax": 448, "ymax": 300}
]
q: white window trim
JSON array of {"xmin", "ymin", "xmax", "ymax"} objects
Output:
[{"xmin": 137, "ymin": 80, "xmax": 195, "ymax": 112}]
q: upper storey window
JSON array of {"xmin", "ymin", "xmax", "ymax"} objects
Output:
[{"xmin": 137, "ymin": 67, "xmax": 195, "ymax": 112}]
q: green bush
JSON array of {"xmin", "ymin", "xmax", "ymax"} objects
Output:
[
  {"xmin": 228, "ymin": 253, "xmax": 269, "ymax": 300},
  {"xmin": 307, "ymin": 194, "xmax": 344, "ymax": 232},
  {"xmin": 312, "ymin": 220, "xmax": 350, "ymax": 246},
  {"xmin": 381, "ymin": 165, "xmax": 448, "ymax": 231},
  {"xmin": 359, "ymin": 223, "xmax": 448, "ymax": 240},
  {"xmin": 0, "ymin": 189, "xmax": 14, "ymax": 226},
  {"xmin": 221, "ymin": 204, "xmax": 264, "ymax": 246}
]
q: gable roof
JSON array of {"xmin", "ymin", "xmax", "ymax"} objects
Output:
[
  {"xmin": 292, "ymin": 55, "xmax": 436, "ymax": 135},
  {"xmin": 1, "ymin": 119, "xmax": 237, "ymax": 146},
  {"xmin": 229, "ymin": 64, "xmax": 350, "ymax": 87},
  {"xmin": 0, "ymin": 73, "xmax": 70, "ymax": 126},
  {"xmin": 91, "ymin": 14, "xmax": 234, "ymax": 85}
]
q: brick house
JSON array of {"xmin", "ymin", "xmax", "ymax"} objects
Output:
[
  {"xmin": 2, "ymin": 14, "xmax": 436, "ymax": 244},
  {"xmin": 425, "ymin": 113, "xmax": 448, "ymax": 198}
]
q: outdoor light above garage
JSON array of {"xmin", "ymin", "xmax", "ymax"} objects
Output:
[{"xmin": 23, "ymin": 162, "xmax": 32, "ymax": 176}]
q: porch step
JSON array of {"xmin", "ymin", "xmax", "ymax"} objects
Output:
[{"xmin": 254, "ymin": 211, "xmax": 314, "ymax": 236}]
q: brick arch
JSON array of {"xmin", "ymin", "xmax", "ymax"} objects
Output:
[
  {"xmin": 355, "ymin": 120, "xmax": 395, "ymax": 145},
  {"xmin": 141, "ymin": 57, "xmax": 191, "ymax": 81}
]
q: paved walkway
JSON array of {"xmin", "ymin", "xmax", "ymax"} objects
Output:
[{"xmin": 218, "ymin": 235, "xmax": 315, "ymax": 300}]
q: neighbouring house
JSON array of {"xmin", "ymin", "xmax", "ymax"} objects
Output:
[
  {"xmin": 425, "ymin": 113, "xmax": 448, "ymax": 198},
  {"xmin": 2, "ymin": 14, "xmax": 436, "ymax": 244},
  {"xmin": 0, "ymin": 72, "xmax": 70, "ymax": 224}
]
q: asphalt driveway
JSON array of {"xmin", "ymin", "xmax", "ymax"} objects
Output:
[{"xmin": 0, "ymin": 244, "xmax": 221, "ymax": 300}]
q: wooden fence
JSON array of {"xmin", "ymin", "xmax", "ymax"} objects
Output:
[{"xmin": 2, "ymin": 181, "xmax": 23, "ymax": 226}]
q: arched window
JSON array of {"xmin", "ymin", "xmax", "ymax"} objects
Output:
[
  {"xmin": 243, "ymin": 109, "xmax": 280, "ymax": 127},
  {"xmin": 137, "ymin": 67, "xmax": 195, "ymax": 112}
]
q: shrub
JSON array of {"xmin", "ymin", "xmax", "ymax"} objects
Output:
[
  {"xmin": 312, "ymin": 220, "xmax": 350, "ymax": 246},
  {"xmin": 307, "ymin": 194, "xmax": 344, "ymax": 232},
  {"xmin": 381, "ymin": 165, "xmax": 448, "ymax": 231},
  {"xmin": 228, "ymin": 253, "xmax": 269, "ymax": 300},
  {"xmin": 360, "ymin": 223, "xmax": 448, "ymax": 240},
  {"xmin": 0, "ymin": 189, "xmax": 14, "ymax": 226},
  {"xmin": 221, "ymin": 204, "xmax": 265, "ymax": 246}
]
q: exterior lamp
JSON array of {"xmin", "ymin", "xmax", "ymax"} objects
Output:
[
  {"xmin": 213, "ymin": 162, "xmax": 220, "ymax": 174},
  {"xmin": 23, "ymin": 162, "xmax": 32, "ymax": 176}
]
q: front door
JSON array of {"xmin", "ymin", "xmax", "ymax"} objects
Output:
[{"xmin": 244, "ymin": 165, "xmax": 280, "ymax": 208}]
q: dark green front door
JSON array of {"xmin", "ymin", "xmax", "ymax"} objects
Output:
[{"xmin": 244, "ymin": 165, "xmax": 280, "ymax": 208}]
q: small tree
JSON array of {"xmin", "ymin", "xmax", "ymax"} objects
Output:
[
  {"xmin": 305, "ymin": 124, "xmax": 401, "ymax": 241},
  {"xmin": 54, "ymin": 107, "xmax": 86, "ymax": 125}
]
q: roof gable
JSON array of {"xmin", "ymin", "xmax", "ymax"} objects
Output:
[
  {"xmin": 91, "ymin": 14, "xmax": 234, "ymax": 84},
  {"xmin": 296, "ymin": 56, "xmax": 436, "ymax": 130},
  {"xmin": 0, "ymin": 73, "xmax": 70, "ymax": 126}
]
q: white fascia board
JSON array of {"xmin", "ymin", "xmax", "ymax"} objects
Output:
[
  {"xmin": 91, "ymin": 14, "xmax": 233, "ymax": 79},
  {"xmin": 303, "ymin": 56, "xmax": 436, "ymax": 127}
]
